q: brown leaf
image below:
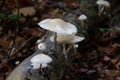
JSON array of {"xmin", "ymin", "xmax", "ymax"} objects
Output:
[
  {"xmin": 12, "ymin": 7, "xmax": 36, "ymax": 16},
  {"xmin": 103, "ymin": 56, "xmax": 111, "ymax": 61}
]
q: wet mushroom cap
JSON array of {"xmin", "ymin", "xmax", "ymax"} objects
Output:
[
  {"xmin": 31, "ymin": 54, "xmax": 52, "ymax": 64},
  {"xmin": 38, "ymin": 18, "xmax": 77, "ymax": 34}
]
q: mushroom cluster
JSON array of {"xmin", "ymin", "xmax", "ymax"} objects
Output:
[
  {"xmin": 96, "ymin": 0, "xmax": 110, "ymax": 16},
  {"xmin": 38, "ymin": 18, "xmax": 85, "ymax": 58}
]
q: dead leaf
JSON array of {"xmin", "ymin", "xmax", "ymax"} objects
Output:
[
  {"xmin": 32, "ymin": 17, "xmax": 39, "ymax": 22},
  {"xmin": 103, "ymin": 56, "xmax": 111, "ymax": 61},
  {"xmin": 12, "ymin": 7, "xmax": 36, "ymax": 16}
]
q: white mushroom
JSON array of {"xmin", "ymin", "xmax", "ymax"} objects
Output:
[
  {"xmin": 29, "ymin": 53, "xmax": 52, "ymax": 75},
  {"xmin": 50, "ymin": 34, "xmax": 85, "ymax": 44},
  {"xmin": 38, "ymin": 18, "xmax": 77, "ymax": 35},
  {"xmin": 38, "ymin": 43, "xmax": 47, "ymax": 51},
  {"xmin": 50, "ymin": 34, "xmax": 85, "ymax": 58},
  {"xmin": 73, "ymin": 44, "xmax": 79, "ymax": 49},
  {"xmin": 96, "ymin": 0, "xmax": 110, "ymax": 16},
  {"xmin": 78, "ymin": 14, "xmax": 87, "ymax": 28},
  {"xmin": 30, "ymin": 53, "xmax": 52, "ymax": 72},
  {"xmin": 31, "ymin": 53, "xmax": 52, "ymax": 64},
  {"xmin": 96, "ymin": 0, "xmax": 110, "ymax": 7},
  {"xmin": 38, "ymin": 18, "xmax": 77, "ymax": 51},
  {"xmin": 79, "ymin": 14, "xmax": 87, "ymax": 21}
]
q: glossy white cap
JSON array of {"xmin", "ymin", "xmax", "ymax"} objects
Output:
[
  {"xmin": 79, "ymin": 14, "xmax": 87, "ymax": 21},
  {"xmin": 38, "ymin": 18, "xmax": 77, "ymax": 35},
  {"xmin": 31, "ymin": 54, "xmax": 52, "ymax": 64}
]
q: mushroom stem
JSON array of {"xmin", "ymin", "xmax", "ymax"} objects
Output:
[
  {"xmin": 98, "ymin": 6, "xmax": 104, "ymax": 16},
  {"xmin": 62, "ymin": 44, "xmax": 67, "ymax": 58},
  {"xmin": 98, "ymin": 5, "xmax": 102, "ymax": 13},
  {"xmin": 81, "ymin": 20, "xmax": 84, "ymax": 29},
  {"xmin": 66, "ymin": 44, "xmax": 74, "ymax": 54},
  {"xmin": 74, "ymin": 46, "xmax": 77, "ymax": 54},
  {"xmin": 54, "ymin": 32, "xmax": 57, "ymax": 51},
  {"xmin": 39, "ymin": 64, "xmax": 42, "ymax": 74}
]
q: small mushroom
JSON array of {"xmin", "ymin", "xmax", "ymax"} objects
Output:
[
  {"xmin": 30, "ymin": 53, "xmax": 52, "ymax": 73},
  {"xmin": 30, "ymin": 54, "xmax": 52, "ymax": 80},
  {"xmin": 96, "ymin": 0, "xmax": 110, "ymax": 16},
  {"xmin": 31, "ymin": 53, "xmax": 52, "ymax": 64},
  {"xmin": 38, "ymin": 43, "xmax": 47, "ymax": 52},
  {"xmin": 73, "ymin": 44, "xmax": 79, "ymax": 49},
  {"xmin": 78, "ymin": 14, "xmax": 87, "ymax": 28},
  {"xmin": 79, "ymin": 14, "xmax": 87, "ymax": 21},
  {"xmin": 50, "ymin": 34, "xmax": 85, "ymax": 58}
]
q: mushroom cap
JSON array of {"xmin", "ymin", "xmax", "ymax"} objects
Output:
[
  {"xmin": 73, "ymin": 44, "xmax": 79, "ymax": 48},
  {"xmin": 68, "ymin": 36, "xmax": 85, "ymax": 43},
  {"xmin": 31, "ymin": 63, "xmax": 47, "ymax": 69},
  {"xmin": 38, "ymin": 18, "xmax": 77, "ymax": 34},
  {"xmin": 38, "ymin": 43, "xmax": 46, "ymax": 51},
  {"xmin": 36, "ymin": 39, "xmax": 43, "ymax": 43},
  {"xmin": 79, "ymin": 14, "xmax": 87, "ymax": 21},
  {"xmin": 50, "ymin": 34, "xmax": 85, "ymax": 44},
  {"xmin": 31, "ymin": 54, "xmax": 52, "ymax": 64},
  {"xmin": 50, "ymin": 33, "xmax": 75, "ymax": 43},
  {"xmin": 96, "ymin": 0, "xmax": 110, "ymax": 7}
]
